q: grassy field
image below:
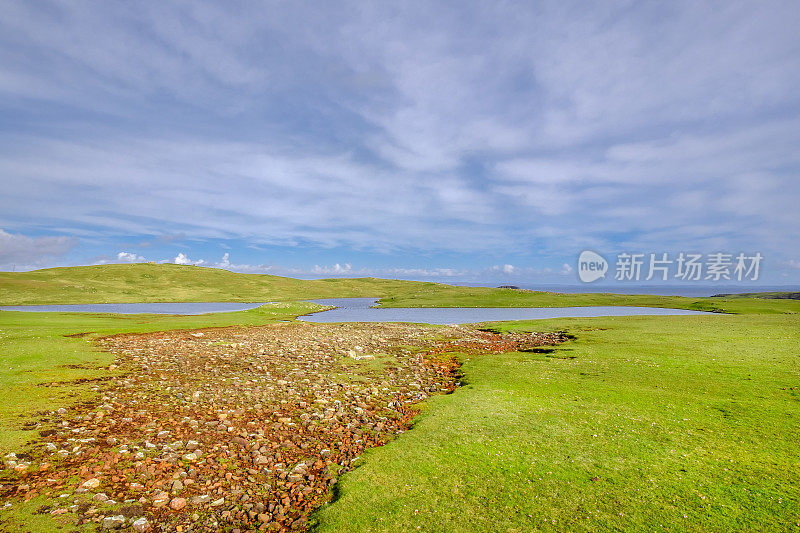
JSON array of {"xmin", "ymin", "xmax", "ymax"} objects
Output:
[
  {"xmin": 3, "ymin": 264, "xmax": 798, "ymax": 317},
  {"xmin": 312, "ymin": 307, "xmax": 800, "ymax": 531},
  {"xmin": 0, "ymin": 301, "xmax": 321, "ymax": 453}
]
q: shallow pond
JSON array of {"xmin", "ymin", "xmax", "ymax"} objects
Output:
[
  {"xmin": 299, "ymin": 298, "xmax": 711, "ymax": 325},
  {"xmin": 0, "ymin": 302, "xmax": 270, "ymax": 315}
]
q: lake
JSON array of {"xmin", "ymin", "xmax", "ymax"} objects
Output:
[
  {"xmin": 0, "ymin": 302, "xmax": 270, "ymax": 315},
  {"xmin": 299, "ymin": 298, "xmax": 711, "ymax": 324},
  {"xmin": 0, "ymin": 298, "xmax": 712, "ymax": 321}
]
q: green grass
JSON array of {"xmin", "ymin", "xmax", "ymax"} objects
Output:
[
  {"xmin": 312, "ymin": 309, "xmax": 800, "ymax": 531},
  {"xmin": 0, "ymin": 301, "xmax": 320, "ymax": 453}
]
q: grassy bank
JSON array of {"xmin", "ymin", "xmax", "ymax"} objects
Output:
[
  {"xmin": 379, "ymin": 287, "xmax": 800, "ymax": 314},
  {"xmin": 0, "ymin": 301, "xmax": 320, "ymax": 453},
  {"xmin": 312, "ymin": 309, "xmax": 800, "ymax": 531}
]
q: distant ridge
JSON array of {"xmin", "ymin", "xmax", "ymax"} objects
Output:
[{"xmin": 711, "ymin": 291, "xmax": 800, "ymax": 300}]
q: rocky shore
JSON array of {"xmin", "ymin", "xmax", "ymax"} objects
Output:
[{"xmin": 0, "ymin": 322, "xmax": 566, "ymax": 532}]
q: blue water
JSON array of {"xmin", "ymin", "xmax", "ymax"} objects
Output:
[
  {"xmin": 0, "ymin": 302, "xmax": 271, "ymax": 315},
  {"xmin": 299, "ymin": 298, "xmax": 711, "ymax": 325}
]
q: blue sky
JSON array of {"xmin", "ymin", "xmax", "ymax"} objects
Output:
[{"xmin": 1, "ymin": 1, "xmax": 799, "ymax": 285}]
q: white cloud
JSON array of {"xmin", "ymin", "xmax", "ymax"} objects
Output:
[
  {"xmin": 384, "ymin": 267, "xmax": 466, "ymax": 278},
  {"xmin": 116, "ymin": 251, "xmax": 145, "ymax": 262},
  {"xmin": 0, "ymin": 228, "xmax": 76, "ymax": 268},
  {"xmin": 312, "ymin": 263, "xmax": 352, "ymax": 275},
  {"xmin": 560, "ymin": 263, "xmax": 573, "ymax": 275},
  {"xmin": 173, "ymin": 252, "xmax": 193, "ymax": 265},
  {"xmin": 489, "ymin": 264, "xmax": 518, "ymax": 275}
]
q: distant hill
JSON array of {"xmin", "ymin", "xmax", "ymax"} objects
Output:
[
  {"xmin": 711, "ymin": 291, "xmax": 800, "ymax": 300},
  {"xmin": 0, "ymin": 263, "xmax": 445, "ymax": 305}
]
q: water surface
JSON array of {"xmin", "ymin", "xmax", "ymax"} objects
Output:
[
  {"xmin": 299, "ymin": 298, "xmax": 710, "ymax": 325},
  {"xmin": 0, "ymin": 302, "xmax": 270, "ymax": 315}
]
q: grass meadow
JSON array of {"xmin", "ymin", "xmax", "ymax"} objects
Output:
[{"xmin": 1, "ymin": 264, "xmax": 797, "ymax": 531}]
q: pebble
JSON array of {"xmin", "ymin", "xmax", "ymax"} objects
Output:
[
  {"xmin": 81, "ymin": 478, "xmax": 100, "ymax": 489},
  {"xmin": 132, "ymin": 517, "xmax": 152, "ymax": 532},
  {"xmin": 101, "ymin": 514, "xmax": 125, "ymax": 530},
  {"xmin": 170, "ymin": 497, "xmax": 186, "ymax": 511}
]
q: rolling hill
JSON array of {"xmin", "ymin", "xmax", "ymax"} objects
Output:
[{"xmin": 0, "ymin": 263, "xmax": 442, "ymax": 305}]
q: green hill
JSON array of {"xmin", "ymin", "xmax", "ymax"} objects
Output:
[{"xmin": 0, "ymin": 263, "xmax": 444, "ymax": 305}]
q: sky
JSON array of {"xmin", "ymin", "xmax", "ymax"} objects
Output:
[{"xmin": 1, "ymin": 1, "xmax": 799, "ymax": 286}]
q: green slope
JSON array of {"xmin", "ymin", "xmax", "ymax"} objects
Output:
[{"xmin": 0, "ymin": 263, "xmax": 443, "ymax": 305}]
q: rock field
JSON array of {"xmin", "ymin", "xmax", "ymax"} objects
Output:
[{"xmin": 1, "ymin": 322, "xmax": 565, "ymax": 531}]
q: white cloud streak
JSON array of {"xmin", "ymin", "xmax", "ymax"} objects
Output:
[{"xmin": 0, "ymin": 228, "xmax": 76, "ymax": 269}]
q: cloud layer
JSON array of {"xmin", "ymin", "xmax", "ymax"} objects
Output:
[{"xmin": 0, "ymin": 2, "xmax": 798, "ymax": 278}]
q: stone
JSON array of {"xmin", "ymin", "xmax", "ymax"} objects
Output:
[
  {"xmin": 170, "ymin": 497, "xmax": 186, "ymax": 511},
  {"xmin": 152, "ymin": 492, "xmax": 169, "ymax": 507},
  {"xmin": 132, "ymin": 517, "xmax": 151, "ymax": 532},
  {"xmin": 81, "ymin": 478, "xmax": 101, "ymax": 489},
  {"xmin": 101, "ymin": 515, "xmax": 125, "ymax": 530},
  {"xmin": 210, "ymin": 497, "xmax": 225, "ymax": 507}
]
